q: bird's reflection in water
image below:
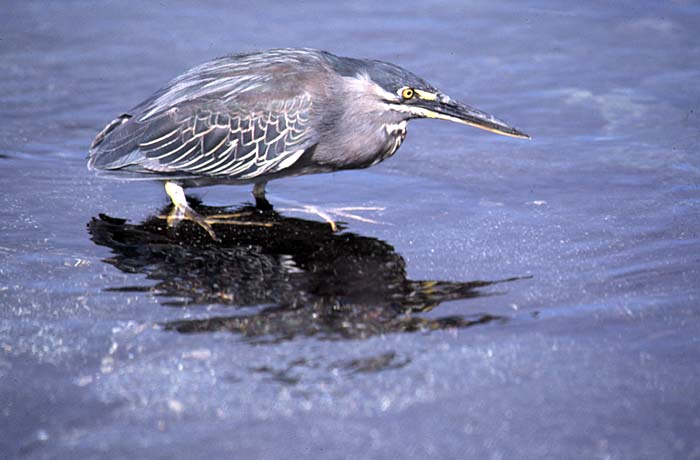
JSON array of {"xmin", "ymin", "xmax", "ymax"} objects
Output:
[{"xmin": 88, "ymin": 200, "xmax": 521, "ymax": 342}]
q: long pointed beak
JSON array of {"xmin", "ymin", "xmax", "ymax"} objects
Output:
[{"xmin": 413, "ymin": 95, "xmax": 530, "ymax": 139}]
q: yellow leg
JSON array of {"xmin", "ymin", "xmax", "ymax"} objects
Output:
[{"xmin": 164, "ymin": 181, "xmax": 219, "ymax": 241}]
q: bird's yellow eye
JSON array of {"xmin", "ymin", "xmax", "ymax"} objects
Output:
[{"xmin": 401, "ymin": 88, "xmax": 414, "ymax": 99}]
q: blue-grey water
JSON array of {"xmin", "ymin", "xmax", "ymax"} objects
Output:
[{"xmin": 2, "ymin": 1, "xmax": 700, "ymax": 459}]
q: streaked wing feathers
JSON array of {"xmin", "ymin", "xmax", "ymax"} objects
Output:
[{"xmin": 135, "ymin": 94, "xmax": 314, "ymax": 179}]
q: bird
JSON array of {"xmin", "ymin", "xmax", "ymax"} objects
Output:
[{"xmin": 88, "ymin": 48, "xmax": 529, "ymax": 239}]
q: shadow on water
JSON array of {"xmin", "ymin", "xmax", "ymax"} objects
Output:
[{"xmin": 88, "ymin": 200, "xmax": 524, "ymax": 342}]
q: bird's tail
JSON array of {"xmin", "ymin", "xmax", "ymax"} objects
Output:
[{"xmin": 87, "ymin": 114, "xmax": 144, "ymax": 170}]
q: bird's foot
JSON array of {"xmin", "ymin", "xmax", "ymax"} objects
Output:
[
  {"xmin": 277, "ymin": 202, "xmax": 386, "ymax": 232},
  {"xmin": 167, "ymin": 204, "xmax": 220, "ymax": 242},
  {"xmin": 325, "ymin": 206, "xmax": 387, "ymax": 226},
  {"xmin": 254, "ymin": 195, "xmax": 274, "ymax": 212},
  {"xmin": 163, "ymin": 181, "xmax": 220, "ymax": 241},
  {"xmin": 252, "ymin": 182, "xmax": 273, "ymax": 212},
  {"xmin": 204, "ymin": 213, "xmax": 274, "ymax": 228}
]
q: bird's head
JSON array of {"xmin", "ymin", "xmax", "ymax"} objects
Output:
[{"xmin": 336, "ymin": 57, "xmax": 530, "ymax": 140}]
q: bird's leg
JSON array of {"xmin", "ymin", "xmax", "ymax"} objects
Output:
[
  {"xmin": 164, "ymin": 181, "xmax": 219, "ymax": 241},
  {"xmin": 252, "ymin": 181, "xmax": 273, "ymax": 211}
]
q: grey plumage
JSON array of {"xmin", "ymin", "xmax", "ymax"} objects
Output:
[
  {"xmin": 88, "ymin": 48, "xmax": 528, "ymax": 237},
  {"xmin": 89, "ymin": 49, "xmax": 324, "ymax": 182},
  {"xmin": 89, "ymin": 48, "xmax": 527, "ymax": 182}
]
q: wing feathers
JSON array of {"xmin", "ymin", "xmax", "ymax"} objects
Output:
[{"xmin": 90, "ymin": 94, "xmax": 315, "ymax": 180}]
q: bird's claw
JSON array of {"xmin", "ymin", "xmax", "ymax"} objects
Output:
[
  {"xmin": 277, "ymin": 203, "xmax": 386, "ymax": 231},
  {"xmin": 167, "ymin": 205, "xmax": 220, "ymax": 242}
]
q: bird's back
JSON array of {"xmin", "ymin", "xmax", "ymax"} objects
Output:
[{"xmin": 88, "ymin": 49, "xmax": 337, "ymax": 181}]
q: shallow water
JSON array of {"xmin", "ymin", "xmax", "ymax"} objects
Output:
[{"xmin": 2, "ymin": 1, "xmax": 700, "ymax": 459}]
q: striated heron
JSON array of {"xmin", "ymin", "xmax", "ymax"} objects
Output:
[{"xmin": 88, "ymin": 48, "xmax": 529, "ymax": 239}]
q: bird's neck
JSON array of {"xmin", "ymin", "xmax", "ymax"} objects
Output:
[{"xmin": 374, "ymin": 120, "xmax": 408, "ymax": 165}]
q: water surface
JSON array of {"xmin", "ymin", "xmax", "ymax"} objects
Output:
[{"xmin": 1, "ymin": 1, "xmax": 699, "ymax": 459}]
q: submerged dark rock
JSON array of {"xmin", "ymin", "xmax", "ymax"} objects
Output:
[{"xmin": 89, "ymin": 201, "xmax": 518, "ymax": 341}]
